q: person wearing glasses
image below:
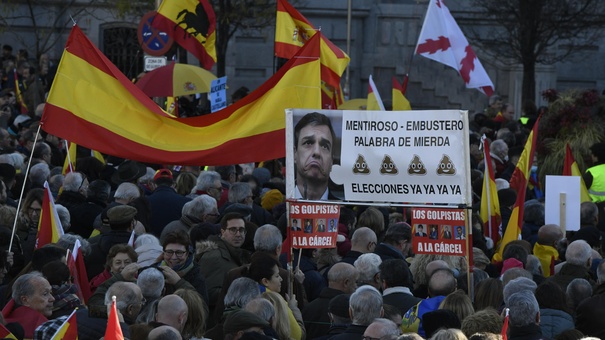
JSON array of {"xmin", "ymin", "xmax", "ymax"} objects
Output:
[
  {"xmin": 198, "ymin": 212, "xmax": 251, "ymax": 312},
  {"xmin": 159, "ymin": 230, "xmax": 209, "ymax": 304}
]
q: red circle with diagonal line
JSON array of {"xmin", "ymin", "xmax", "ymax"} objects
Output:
[{"xmin": 138, "ymin": 11, "xmax": 174, "ymax": 56}]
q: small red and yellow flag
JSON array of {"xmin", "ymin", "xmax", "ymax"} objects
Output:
[{"xmin": 35, "ymin": 181, "xmax": 64, "ymax": 249}]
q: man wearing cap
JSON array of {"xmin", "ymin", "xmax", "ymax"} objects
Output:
[
  {"xmin": 86, "ymin": 205, "xmax": 138, "ymax": 279},
  {"xmin": 223, "ymin": 310, "xmax": 270, "ymax": 340},
  {"xmin": 148, "ymin": 168, "xmax": 191, "ymax": 237}
]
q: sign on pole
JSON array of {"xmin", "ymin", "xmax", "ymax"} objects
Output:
[
  {"xmin": 411, "ymin": 207, "xmax": 467, "ymax": 256},
  {"xmin": 144, "ymin": 56, "xmax": 167, "ymax": 71},
  {"xmin": 288, "ymin": 201, "xmax": 340, "ymax": 248},
  {"xmin": 210, "ymin": 76, "xmax": 227, "ymax": 112}
]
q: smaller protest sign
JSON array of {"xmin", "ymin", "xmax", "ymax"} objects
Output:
[
  {"xmin": 210, "ymin": 76, "xmax": 227, "ymax": 112},
  {"xmin": 288, "ymin": 202, "xmax": 340, "ymax": 248},
  {"xmin": 411, "ymin": 207, "xmax": 467, "ymax": 256}
]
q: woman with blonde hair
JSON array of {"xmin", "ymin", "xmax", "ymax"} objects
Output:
[
  {"xmin": 175, "ymin": 172, "xmax": 197, "ymax": 196},
  {"xmin": 440, "ymin": 289, "xmax": 475, "ymax": 323},
  {"xmin": 262, "ymin": 291, "xmax": 293, "ymax": 340},
  {"xmin": 174, "ymin": 288, "xmax": 208, "ymax": 340},
  {"xmin": 431, "ymin": 328, "xmax": 468, "ymax": 340}
]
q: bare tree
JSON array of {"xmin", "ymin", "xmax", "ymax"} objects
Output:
[{"xmin": 464, "ymin": 0, "xmax": 605, "ymax": 104}]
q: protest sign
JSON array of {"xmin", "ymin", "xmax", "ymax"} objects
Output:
[
  {"xmin": 288, "ymin": 201, "xmax": 340, "ymax": 248},
  {"xmin": 411, "ymin": 207, "xmax": 467, "ymax": 256},
  {"xmin": 210, "ymin": 76, "xmax": 227, "ymax": 112}
]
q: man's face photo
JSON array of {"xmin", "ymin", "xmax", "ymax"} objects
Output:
[{"xmin": 295, "ymin": 123, "xmax": 333, "ymax": 185}]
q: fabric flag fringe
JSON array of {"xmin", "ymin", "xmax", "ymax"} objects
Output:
[
  {"xmin": 152, "ymin": 0, "xmax": 217, "ymax": 69},
  {"xmin": 105, "ymin": 296, "xmax": 124, "ymax": 340},
  {"xmin": 367, "ymin": 75, "xmax": 385, "ymax": 111},
  {"xmin": 415, "ymin": 0, "xmax": 494, "ymax": 96},
  {"xmin": 275, "ymin": 0, "xmax": 349, "ymax": 108},
  {"xmin": 392, "ymin": 76, "xmax": 412, "ymax": 110},
  {"xmin": 480, "ymin": 135, "xmax": 501, "ymax": 244},
  {"xmin": 51, "ymin": 308, "xmax": 78, "ymax": 339},
  {"xmin": 493, "ymin": 116, "xmax": 541, "ymax": 262},
  {"xmin": 563, "ymin": 144, "xmax": 591, "ymax": 203},
  {"xmin": 41, "ymin": 25, "xmax": 321, "ymax": 166},
  {"xmin": 36, "ymin": 181, "xmax": 65, "ymax": 249}
]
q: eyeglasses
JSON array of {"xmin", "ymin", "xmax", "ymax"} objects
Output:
[
  {"xmin": 225, "ymin": 227, "xmax": 247, "ymax": 235},
  {"xmin": 164, "ymin": 250, "xmax": 188, "ymax": 258}
]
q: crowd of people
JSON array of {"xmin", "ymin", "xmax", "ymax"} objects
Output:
[{"xmin": 0, "ymin": 44, "xmax": 604, "ymax": 340}]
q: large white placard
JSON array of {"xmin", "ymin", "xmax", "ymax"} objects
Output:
[
  {"xmin": 545, "ymin": 175, "xmax": 581, "ymax": 231},
  {"xmin": 286, "ymin": 109, "xmax": 471, "ymax": 205}
]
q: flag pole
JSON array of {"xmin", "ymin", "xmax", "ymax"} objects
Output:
[
  {"xmin": 402, "ymin": 0, "xmax": 426, "ymax": 96},
  {"xmin": 343, "ymin": 0, "xmax": 352, "ymax": 100},
  {"xmin": 9, "ymin": 124, "xmax": 42, "ymax": 252}
]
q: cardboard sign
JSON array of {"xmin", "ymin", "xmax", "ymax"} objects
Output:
[
  {"xmin": 411, "ymin": 208, "xmax": 467, "ymax": 256},
  {"xmin": 285, "ymin": 109, "xmax": 470, "ymax": 204},
  {"xmin": 288, "ymin": 202, "xmax": 340, "ymax": 248}
]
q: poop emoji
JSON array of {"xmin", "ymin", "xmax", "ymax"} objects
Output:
[
  {"xmin": 380, "ymin": 155, "xmax": 398, "ymax": 175},
  {"xmin": 436, "ymin": 155, "xmax": 456, "ymax": 175},
  {"xmin": 407, "ymin": 155, "xmax": 427, "ymax": 175},
  {"xmin": 353, "ymin": 154, "xmax": 371, "ymax": 174}
]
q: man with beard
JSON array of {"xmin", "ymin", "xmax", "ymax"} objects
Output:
[{"xmin": 294, "ymin": 112, "xmax": 336, "ymax": 200}]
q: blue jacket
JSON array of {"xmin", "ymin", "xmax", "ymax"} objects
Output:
[{"xmin": 148, "ymin": 185, "xmax": 191, "ymax": 236}]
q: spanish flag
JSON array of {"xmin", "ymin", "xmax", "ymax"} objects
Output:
[
  {"xmin": 62, "ymin": 141, "xmax": 106, "ymax": 175},
  {"xmin": 36, "ymin": 181, "xmax": 64, "ymax": 249},
  {"xmin": 493, "ymin": 116, "xmax": 541, "ymax": 262},
  {"xmin": 67, "ymin": 239, "xmax": 92, "ymax": 304},
  {"xmin": 563, "ymin": 144, "xmax": 591, "ymax": 203},
  {"xmin": 392, "ymin": 76, "xmax": 411, "ymax": 111},
  {"xmin": 275, "ymin": 0, "xmax": 349, "ymax": 108},
  {"xmin": 0, "ymin": 323, "xmax": 17, "ymax": 340},
  {"xmin": 105, "ymin": 297, "xmax": 124, "ymax": 340},
  {"xmin": 41, "ymin": 25, "xmax": 321, "ymax": 166},
  {"xmin": 152, "ymin": 0, "xmax": 216, "ymax": 70},
  {"xmin": 367, "ymin": 75, "xmax": 385, "ymax": 111},
  {"xmin": 51, "ymin": 308, "xmax": 78, "ymax": 339},
  {"xmin": 480, "ymin": 135, "xmax": 501, "ymax": 244},
  {"xmin": 13, "ymin": 69, "xmax": 28, "ymax": 114}
]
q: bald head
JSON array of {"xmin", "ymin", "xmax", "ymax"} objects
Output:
[
  {"xmin": 148, "ymin": 325, "xmax": 182, "ymax": 340},
  {"xmin": 351, "ymin": 227, "xmax": 377, "ymax": 253},
  {"xmin": 428, "ymin": 268, "xmax": 456, "ymax": 297},
  {"xmin": 328, "ymin": 262, "xmax": 359, "ymax": 293},
  {"xmin": 425, "ymin": 260, "xmax": 450, "ymax": 278},
  {"xmin": 536, "ymin": 224, "xmax": 563, "ymax": 247},
  {"xmin": 156, "ymin": 295, "xmax": 188, "ymax": 332}
]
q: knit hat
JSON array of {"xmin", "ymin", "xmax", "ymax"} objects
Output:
[
  {"xmin": 328, "ymin": 294, "xmax": 350, "ymax": 319},
  {"xmin": 107, "ymin": 205, "xmax": 137, "ymax": 225},
  {"xmin": 252, "ymin": 167, "xmax": 271, "ymax": 187},
  {"xmin": 223, "ymin": 310, "xmax": 269, "ymax": 334},
  {"xmin": 501, "ymin": 257, "xmax": 524, "ymax": 275},
  {"xmin": 261, "ymin": 189, "xmax": 283, "ymax": 211}
]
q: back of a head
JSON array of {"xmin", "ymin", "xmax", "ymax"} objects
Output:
[
  {"xmin": 351, "ymin": 227, "xmax": 377, "ymax": 248},
  {"xmin": 384, "ymin": 222, "xmax": 411, "ymax": 245},
  {"xmin": 327, "ymin": 262, "xmax": 358, "ymax": 284},
  {"xmin": 430, "ymin": 328, "xmax": 468, "ymax": 340},
  {"xmin": 137, "ymin": 267, "xmax": 165, "ymax": 299},
  {"xmin": 349, "ymin": 285, "xmax": 383, "ymax": 326},
  {"xmin": 428, "ymin": 268, "xmax": 456, "ymax": 297},
  {"xmin": 148, "ymin": 325, "xmax": 182, "ymax": 340},
  {"xmin": 243, "ymin": 298, "xmax": 275, "ymax": 323},
  {"xmin": 105, "ymin": 281, "xmax": 141, "ymax": 313},
  {"xmin": 62, "ymin": 172, "xmax": 84, "ymax": 192},
  {"xmin": 461, "ymin": 308, "xmax": 503, "ymax": 337},
  {"xmin": 535, "ymin": 280, "xmax": 568, "ymax": 312},
  {"xmin": 467, "ymin": 333, "xmax": 502, "ymax": 340},
  {"xmin": 224, "ymin": 277, "xmax": 261, "ymax": 308},
  {"xmin": 580, "ymin": 202, "xmax": 598, "ymax": 225},
  {"xmin": 357, "ymin": 207, "xmax": 385, "ymax": 234},
  {"xmin": 114, "ymin": 182, "xmax": 140, "ymax": 200},
  {"xmin": 565, "ymin": 240, "xmax": 592, "ymax": 266},
  {"xmin": 597, "ymin": 259, "xmax": 605, "ymax": 284},
  {"xmin": 566, "ymin": 278, "xmax": 593, "ymax": 311},
  {"xmin": 354, "ymin": 253, "xmax": 382, "ymax": 283},
  {"xmin": 501, "ymin": 267, "xmax": 532, "ymax": 288},
  {"xmin": 156, "ymin": 295, "xmax": 188, "ymax": 331},
  {"xmin": 440, "ymin": 290, "xmax": 474, "ymax": 323},
  {"xmin": 537, "ymin": 224, "xmax": 563, "ymax": 246},
  {"xmin": 507, "ymin": 290, "xmax": 539, "ymax": 327},
  {"xmin": 498, "ymin": 188, "xmax": 517, "ymax": 208},
  {"xmin": 253, "ymin": 224, "xmax": 282, "ymax": 253},
  {"xmin": 474, "ymin": 278, "xmax": 504, "ymax": 311},
  {"xmin": 423, "ymin": 309, "xmax": 461, "ymax": 338},
  {"xmin": 502, "ymin": 244, "xmax": 528, "ymax": 268},
  {"xmin": 523, "ymin": 201, "xmax": 545, "ymax": 225},
  {"xmin": 503, "ymin": 277, "xmax": 537, "ymax": 305},
  {"xmin": 525, "ymin": 255, "xmax": 542, "ymax": 275},
  {"xmin": 380, "ymin": 259, "xmax": 412, "ymax": 289},
  {"xmin": 87, "ymin": 179, "xmax": 111, "ymax": 203},
  {"xmin": 364, "ymin": 318, "xmax": 401, "ymax": 339}
]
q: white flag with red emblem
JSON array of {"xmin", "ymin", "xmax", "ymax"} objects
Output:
[{"xmin": 415, "ymin": 0, "xmax": 494, "ymax": 96}]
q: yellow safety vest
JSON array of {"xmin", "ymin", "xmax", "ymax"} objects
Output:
[{"xmin": 587, "ymin": 164, "xmax": 605, "ymax": 203}]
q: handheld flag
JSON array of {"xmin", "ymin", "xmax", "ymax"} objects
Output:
[
  {"xmin": 480, "ymin": 135, "xmax": 501, "ymax": 244},
  {"xmin": 493, "ymin": 116, "xmax": 541, "ymax": 262},
  {"xmin": 51, "ymin": 308, "xmax": 78, "ymax": 340},
  {"xmin": 0, "ymin": 323, "xmax": 17, "ymax": 340},
  {"xmin": 41, "ymin": 25, "xmax": 321, "ymax": 166},
  {"xmin": 563, "ymin": 144, "xmax": 591, "ymax": 203},
  {"xmin": 67, "ymin": 239, "xmax": 92, "ymax": 304},
  {"xmin": 127, "ymin": 230, "xmax": 135, "ymax": 247},
  {"xmin": 367, "ymin": 75, "xmax": 385, "ymax": 111},
  {"xmin": 36, "ymin": 181, "xmax": 65, "ymax": 249},
  {"xmin": 152, "ymin": 0, "xmax": 216, "ymax": 69},
  {"xmin": 63, "ymin": 141, "xmax": 106, "ymax": 175},
  {"xmin": 415, "ymin": 0, "xmax": 494, "ymax": 95},
  {"xmin": 13, "ymin": 69, "xmax": 28, "ymax": 114},
  {"xmin": 501, "ymin": 308, "xmax": 509, "ymax": 340},
  {"xmin": 275, "ymin": 0, "xmax": 349, "ymax": 108},
  {"xmin": 392, "ymin": 77, "xmax": 412, "ymax": 110},
  {"xmin": 105, "ymin": 296, "xmax": 124, "ymax": 340}
]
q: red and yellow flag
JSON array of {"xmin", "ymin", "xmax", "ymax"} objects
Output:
[
  {"xmin": 105, "ymin": 297, "xmax": 124, "ymax": 340},
  {"xmin": 493, "ymin": 116, "xmax": 541, "ymax": 262},
  {"xmin": 367, "ymin": 75, "xmax": 385, "ymax": 111},
  {"xmin": 152, "ymin": 0, "xmax": 216, "ymax": 69},
  {"xmin": 67, "ymin": 239, "xmax": 92, "ymax": 304},
  {"xmin": 36, "ymin": 181, "xmax": 64, "ymax": 249},
  {"xmin": 563, "ymin": 144, "xmax": 591, "ymax": 203},
  {"xmin": 0, "ymin": 323, "xmax": 17, "ymax": 340},
  {"xmin": 51, "ymin": 308, "xmax": 78, "ymax": 339},
  {"xmin": 275, "ymin": 0, "xmax": 349, "ymax": 108},
  {"xmin": 13, "ymin": 69, "xmax": 28, "ymax": 114},
  {"xmin": 480, "ymin": 135, "xmax": 501, "ymax": 244},
  {"xmin": 392, "ymin": 76, "xmax": 411, "ymax": 111},
  {"xmin": 62, "ymin": 141, "xmax": 106, "ymax": 175},
  {"xmin": 41, "ymin": 25, "xmax": 321, "ymax": 166}
]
